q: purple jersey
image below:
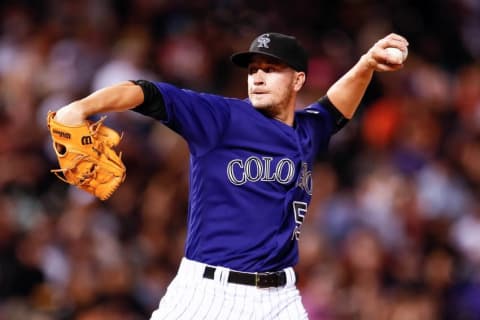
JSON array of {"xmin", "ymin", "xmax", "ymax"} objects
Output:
[{"xmin": 142, "ymin": 82, "xmax": 336, "ymax": 272}]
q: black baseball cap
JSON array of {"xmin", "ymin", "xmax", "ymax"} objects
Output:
[{"xmin": 231, "ymin": 32, "xmax": 308, "ymax": 73}]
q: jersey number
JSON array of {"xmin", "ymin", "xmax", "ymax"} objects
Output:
[{"xmin": 292, "ymin": 201, "xmax": 307, "ymax": 240}]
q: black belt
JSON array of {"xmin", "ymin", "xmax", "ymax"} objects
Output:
[{"xmin": 202, "ymin": 266, "xmax": 287, "ymax": 288}]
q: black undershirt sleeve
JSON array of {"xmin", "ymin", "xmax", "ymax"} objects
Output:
[
  {"xmin": 318, "ymin": 95, "xmax": 349, "ymax": 133},
  {"xmin": 130, "ymin": 80, "xmax": 167, "ymax": 121}
]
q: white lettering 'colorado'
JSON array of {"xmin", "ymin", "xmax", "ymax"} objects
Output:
[
  {"xmin": 227, "ymin": 156, "xmax": 295, "ymax": 186},
  {"xmin": 296, "ymin": 162, "xmax": 313, "ymax": 195}
]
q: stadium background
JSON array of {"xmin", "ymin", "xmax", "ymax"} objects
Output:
[{"xmin": 0, "ymin": 0, "xmax": 480, "ymax": 319}]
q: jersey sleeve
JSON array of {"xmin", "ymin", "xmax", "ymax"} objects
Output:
[
  {"xmin": 312, "ymin": 96, "xmax": 349, "ymax": 133},
  {"xmin": 133, "ymin": 81, "xmax": 231, "ymax": 156},
  {"xmin": 298, "ymin": 96, "xmax": 349, "ymax": 157}
]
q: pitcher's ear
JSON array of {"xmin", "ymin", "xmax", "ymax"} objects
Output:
[{"xmin": 294, "ymin": 72, "xmax": 306, "ymax": 91}]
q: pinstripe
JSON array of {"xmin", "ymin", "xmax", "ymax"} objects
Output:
[
  {"xmin": 211, "ymin": 282, "xmax": 230, "ymax": 320},
  {"xmin": 267, "ymin": 289, "xmax": 273, "ymax": 320},
  {"xmin": 215, "ymin": 284, "xmax": 232, "ymax": 320},
  {"xmin": 263, "ymin": 288, "xmax": 273, "ymax": 320},
  {"xmin": 167, "ymin": 277, "xmax": 198, "ymax": 319},
  {"xmin": 294, "ymin": 288, "xmax": 308, "ymax": 319},
  {"xmin": 272, "ymin": 288, "xmax": 277, "ymax": 320},
  {"xmin": 287, "ymin": 288, "xmax": 295, "ymax": 320},
  {"xmin": 199, "ymin": 282, "xmax": 216, "ymax": 319},
  {"xmin": 161, "ymin": 283, "xmax": 187, "ymax": 319},
  {"xmin": 168, "ymin": 283, "xmax": 192, "ymax": 319},
  {"xmin": 273, "ymin": 287, "xmax": 280, "ymax": 320},
  {"xmin": 237, "ymin": 285, "xmax": 246, "ymax": 318},
  {"xmin": 227, "ymin": 285, "xmax": 248, "ymax": 319},
  {"xmin": 286, "ymin": 288, "xmax": 293, "ymax": 319},
  {"xmin": 276, "ymin": 287, "xmax": 283, "ymax": 320},
  {"xmin": 153, "ymin": 278, "xmax": 188, "ymax": 319},
  {"xmin": 243, "ymin": 286, "xmax": 256, "ymax": 320},
  {"xmin": 182, "ymin": 278, "xmax": 208, "ymax": 319},
  {"xmin": 263, "ymin": 289, "xmax": 269, "ymax": 320},
  {"xmin": 221, "ymin": 283, "xmax": 240, "ymax": 320}
]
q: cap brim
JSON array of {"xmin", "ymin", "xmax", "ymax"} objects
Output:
[{"xmin": 230, "ymin": 51, "xmax": 285, "ymax": 68}]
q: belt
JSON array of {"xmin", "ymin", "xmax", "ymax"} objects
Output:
[{"xmin": 202, "ymin": 266, "xmax": 287, "ymax": 288}]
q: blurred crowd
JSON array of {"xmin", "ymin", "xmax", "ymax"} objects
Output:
[{"xmin": 1, "ymin": 0, "xmax": 480, "ymax": 319}]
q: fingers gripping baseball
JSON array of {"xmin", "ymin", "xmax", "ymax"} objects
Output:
[{"xmin": 364, "ymin": 33, "xmax": 409, "ymax": 72}]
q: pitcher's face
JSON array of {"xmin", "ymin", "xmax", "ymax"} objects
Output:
[{"xmin": 247, "ymin": 55, "xmax": 301, "ymax": 113}]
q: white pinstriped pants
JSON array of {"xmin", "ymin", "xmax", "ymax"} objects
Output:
[{"xmin": 150, "ymin": 257, "xmax": 308, "ymax": 320}]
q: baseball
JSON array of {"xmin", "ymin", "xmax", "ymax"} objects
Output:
[{"xmin": 385, "ymin": 47, "xmax": 408, "ymax": 64}]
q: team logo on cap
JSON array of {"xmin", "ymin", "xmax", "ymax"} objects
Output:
[{"xmin": 257, "ymin": 34, "xmax": 270, "ymax": 48}]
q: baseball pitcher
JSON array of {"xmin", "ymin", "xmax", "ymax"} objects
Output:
[{"xmin": 49, "ymin": 32, "xmax": 408, "ymax": 319}]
